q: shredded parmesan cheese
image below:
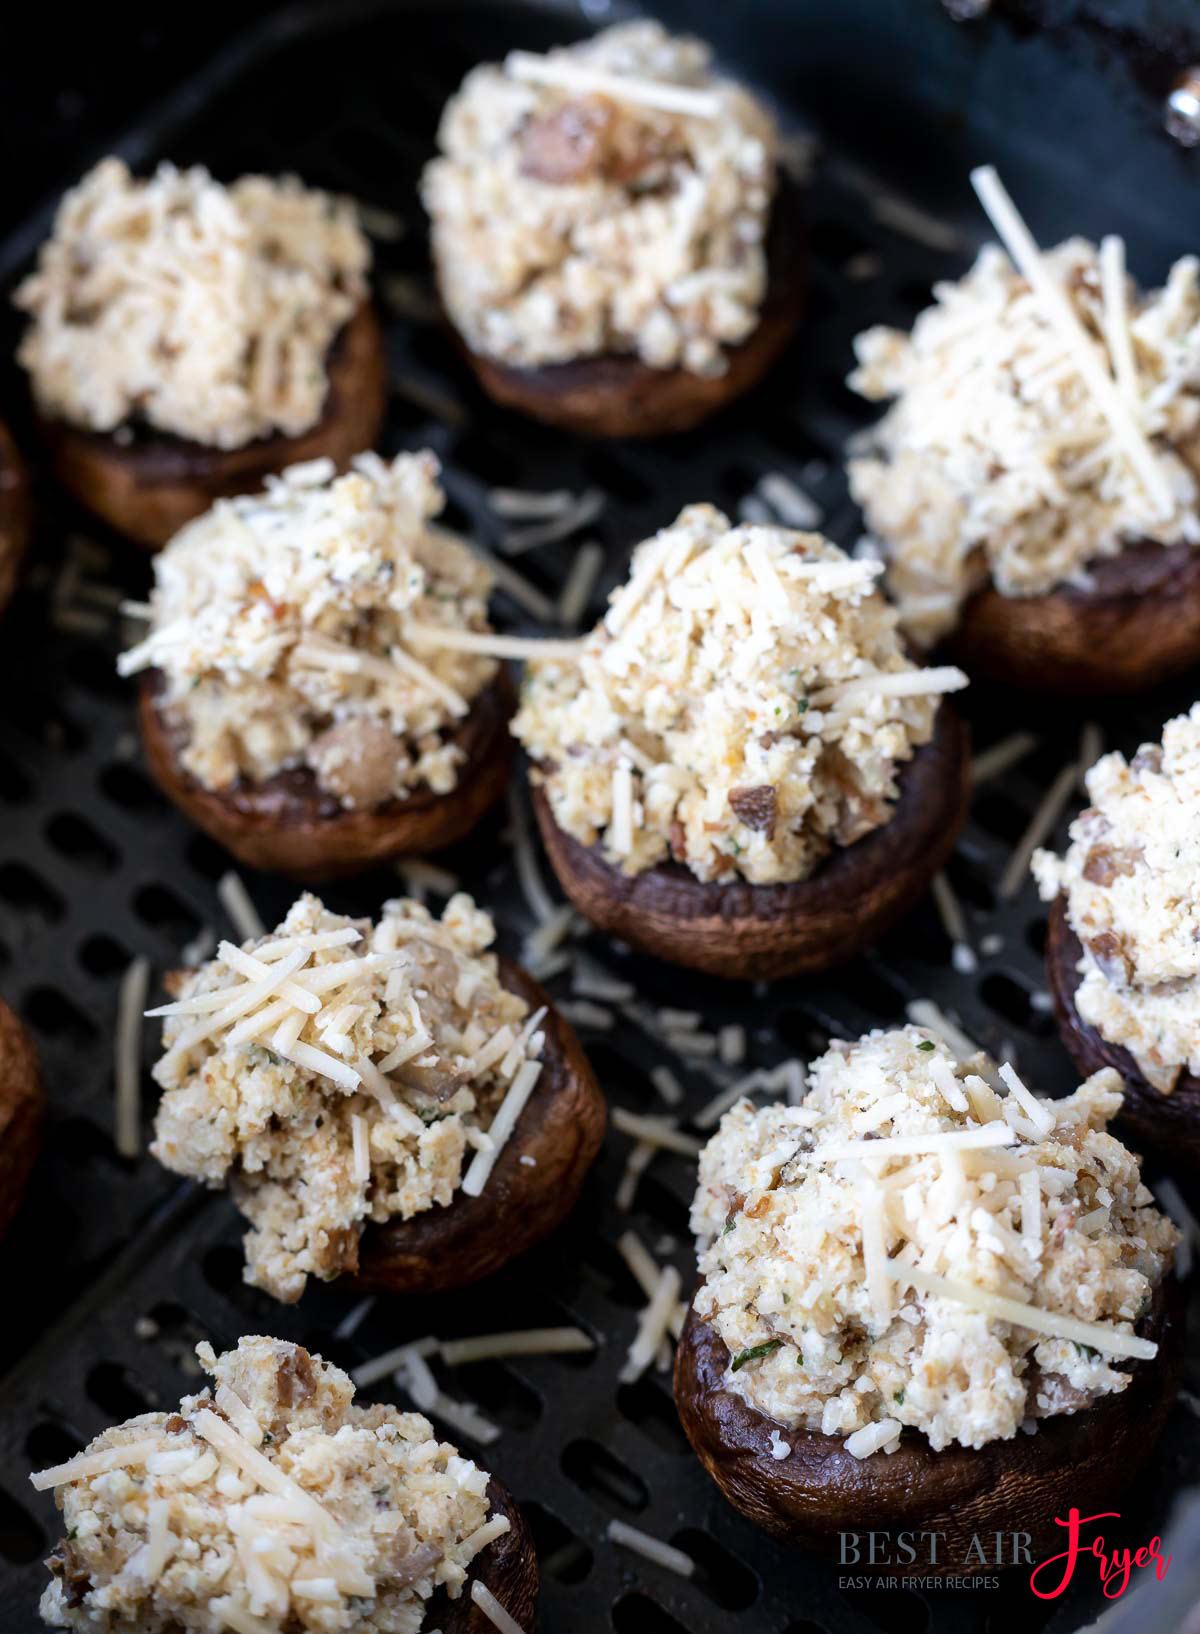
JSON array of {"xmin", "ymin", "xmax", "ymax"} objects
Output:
[
  {"xmin": 606, "ymin": 1520, "xmax": 695, "ymax": 1576},
  {"xmin": 620, "ymin": 1263, "xmax": 683, "ymax": 1383},
  {"xmin": 114, "ymin": 956, "xmax": 149, "ymax": 1158},
  {"xmin": 887, "ymin": 1262, "xmax": 1157, "ymax": 1360},
  {"xmin": 469, "ymin": 1581, "xmax": 527, "ymax": 1634}
]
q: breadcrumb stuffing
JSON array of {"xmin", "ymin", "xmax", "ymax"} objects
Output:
[
  {"xmin": 423, "ymin": 22, "xmax": 777, "ymax": 376},
  {"xmin": 118, "ymin": 453, "xmax": 496, "ymax": 809},
  {"xmin": 848, "ymin": 239, "xmax": 1200, "ymax": 646},
  {"xmin": 151, "ymin": 893, "xmax": 533, "ymax": 1302},
  {"xmin": 38, "ymin": 1336, "xmax": 502, "ymax": 1634},
  {"xmin": 15, "ymin": 158, "xmax": 370, "ymax": 449},
  {"xmin": 1034, "ymin": 704, "xmax": 1200, "ymax": 1091},
  {"xmin": 691, "ymin": 1028, "xmax": 1176, "ymax": 1451},
  {"xmin": 511, "ymin": 504, "xmax": 964, "ymax": 885}
]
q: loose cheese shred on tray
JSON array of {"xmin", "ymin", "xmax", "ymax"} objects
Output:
[
  {"xmin": 612, "ymin": 1107, "xmax": 703, "ymax": 1157},
  {"xmin": 439, "ymin": 1328, "xmax": 594, "ymax": 1365},
  {"xmin": 606, "ymin": 1519, "xmax": 696, "ymax": 1576},
  {"xmin": 149, "ymin": 890, "xmax": 539, "ymax": 1302},
  {"xmin": 34, "ymin": 1336, "xmax": 504, "ymax": 1634},
  {"xmin": 621, "ymin": 1263, "xmax": 683, "ymax": 1383},
  {"xmin": 118, "ymin": 452, "xmax": 499, "ymax": 813},
  {"xmin": 114, "ymin": 955, "xmax": 150, "ymax": 1158},
  {"xmin": 690, "ymin": 1026, "xmax": 1177, "ymax": 1453},
  {"xmin": 514, "ymin": 503, "xmax": 959, "ymax": 886},
  {"xmin": 847, "ymin": 170, "xmax": 1200, "ymax": 648},
  {"xmin": 217, "ymin": 873, "xmax": 264, "ymax": 944}
]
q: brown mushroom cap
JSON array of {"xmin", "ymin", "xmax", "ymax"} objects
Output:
[
  {"xmin": 0, "ymin": 999, "xmax": 44, "ymax": 1241},
  {"xmin": 137, "ymin": 669, "xmax": 515, "ymax": 883},
  {"xmin": 356, "ymin": 959, "xmax": 605, "ymax": 1293},
  {"xmin": 0, "ymin": 420, "xmax": 31, "ymax": 617},
  {"xmin": 34, "ymin": 302, "xmax": 388, "ymax": 550},
  {"xmin": 528, "ymin": 702, "xmax": 969, "ymax": 980},
  {"xmin": 673, "ymin": 1282, "xmax": 1184, "ymax": 1572},
  {"xmin": 452, "ymin": 173, "xmax": 804, "ymax": 439},
  {"xmin": 945, "ymin": 537, "xmax": 1200, "ymax": 694},
  {"xmin": 1046, "ymin": 894, "xmax": 1200, "ymax": 1170},
  {"xmin": 426, "ymin": 1477, "xmax": 538, "ymax": 1633}
]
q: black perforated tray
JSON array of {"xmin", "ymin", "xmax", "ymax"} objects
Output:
[{"xmin": 0, "ymin": 3, "xmax": 1198, "ymax": 1631}]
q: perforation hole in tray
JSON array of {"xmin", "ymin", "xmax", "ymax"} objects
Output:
[
  {"xmin": 615, "ymin": 1376, "xmax": 691, "ymax": 1457},
  {"xmin": 78, "ymin": 932, "xmax": 131, "ymax": 977},
  {"xmin": 561, "ymin": 1439, "xmax": 648, "ymax": 1514},
  {"xmin": 0, "ymin": 750, "xmax": 31, "ymax": 804},
  {"xmin": 98, "ymin": 762, "xmax": 166, "ymax": 816},
  {"xmin": 44, "ymin": 812, "xmax": 118, "ymax": 873},
  {"xmin": 0, "ymin": 861, "xmax": 64, "ymax": 923},
  {"xmin": 444, "ymin": 1361, "xmax": 543, "ymax": 1432},
  {"xmin": 85, "ymin": 1362, "xmax": 158, "ymax": 1420},
  {"xmin": 979, "ymin": 971, "xmax": 1055, "ymax": 1038},
  {"xmin": 521, "ymin": 1499, "xmax": 593, "ymax": 1584},
  {"xmin": 671, "ymin": 1527, "xmax": 759, "ymax": 1610},
  {"xmin": 611, "ymin": 1592, "xmax": 691, "ymax": 1634},
  {"xmin": 132, "ymin": 883, "xmax": 200, "ymax": 941},
  {"xmin": 23, "ymin": 985, "xmax": 97, "ymax": 1049},
  {"xmin": 0, "ymin": 1488, "xmax": 44, "ymax": 1565}
]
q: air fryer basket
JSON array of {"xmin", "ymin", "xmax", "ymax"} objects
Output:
[{"xmin": 0, "ymin": 2, "xmax": 1198, "ymax": 1630}]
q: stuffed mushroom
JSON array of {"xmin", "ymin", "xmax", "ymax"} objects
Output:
[
  {"xmin": 15, "ymin": 159, "xmax": 386, "ymax": 547},
  {"xmin": 120, "ymin": 451, "xmax": 514, "ymax": 880},
  {"xmin": 1036, "ymin": 705, "xmax": 1200, "ymax": 1169},
  {"xmin": 423, "ymin": 22, "xmax": 802, "ymax": 438},
  {"xmin": 674, "ymin": 1027, "xmax": 1183, "ymax": 1567},
  {"xmin": 848, "ymin": 200, "xmax": 1200, "ymax": 694},
  {"xmin": 149, "ymin": 890, "xmax": 604, "ymax": 1300},
  {"xmin": 511, "ymin": 504, "xmax": 969, "ymax": 978},
  {"xmin": 33, "ymin": 1335, "xmax": 537, "ymax": 1633}
]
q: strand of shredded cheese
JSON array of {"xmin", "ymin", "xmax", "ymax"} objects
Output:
[
  {"xmin": 505, "ymin": 48, "xmax": 721, "ymax": 118},
  {"xmin": 887, "ymin": 1261, "xmax": 1158, "ymax": 1359},
  {"xmin": 970, "ymin": 166, "xmax": 1172, "ymax": 516}
]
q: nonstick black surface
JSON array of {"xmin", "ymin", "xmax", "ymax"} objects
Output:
[{"xmin": 0, "ymin": 4, "xmax": 1198, "ymax": 1631}]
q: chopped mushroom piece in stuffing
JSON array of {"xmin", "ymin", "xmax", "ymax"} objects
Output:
[
  {"xmin": 118, "ymin": 452, "xmax": 497, "ymax": 808},
  {"xmin": 151, "ymin": 892, "xmax": 538, "ymax": 1301},
  {"xmin": 691, "ymin": 1028, "xmax": 1177, "ymax": 1452},
  {"xmin": 422, "ymin": 22, "xmax": 779, "ymax": 376},
  {"xmin": 1034, "ymin": 703, "xmax": 1200, "ymax": 1092},
  {"xmin": 35, "ymin": 1336, "xmax": 505, "ymax": 1633},
  {"xmin": 15, "ymin": 158, "xmax": 370, "ymax": 449},
  {"xmin": 511, "ymin": 503, "xmax": 966, "ymax": 885},
  {"xmin": 848, "ymin": 239, "xmax": 1200, "ymax": 646}
]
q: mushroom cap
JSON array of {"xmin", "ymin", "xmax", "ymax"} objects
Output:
[
  {"xmin": 35, "ymin": 302, "xmax": 388, "ymax": 549},
  {"xmin": 946, "ymin": 537, "xmax": 1200, "ymax": 695},
  {"xmin": 452, "ymin": 173, "xmax": 804, "ymax": 439},
  {"xmin": 137, "ymin": 669, "xmax": 515, "ymax": 884},
  {"xmin": 431, "ymin": 1477, "xmax": 539, "ymax": 1633},
  {"xmin": 0, "ymin": 421, "xmax": 30, "ymax": 618},
  {"xmin": 1046, "ymin": 893, "xmax": 1200, "ymax": 1170},
  {"xmin": 530, "ymin": 702, "xmax": 969, "ymax": 980},
  {"xmin": 673, "ymin": 1284, "xmax": 1184, "ymax": 1571},
  {"xmin": 0, "ymin": 998, "xmax": 43, "ymax": 1242},
  {"xmin": 356, "ymin": 960, "xmax": 605, "ymax": 1293}
]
